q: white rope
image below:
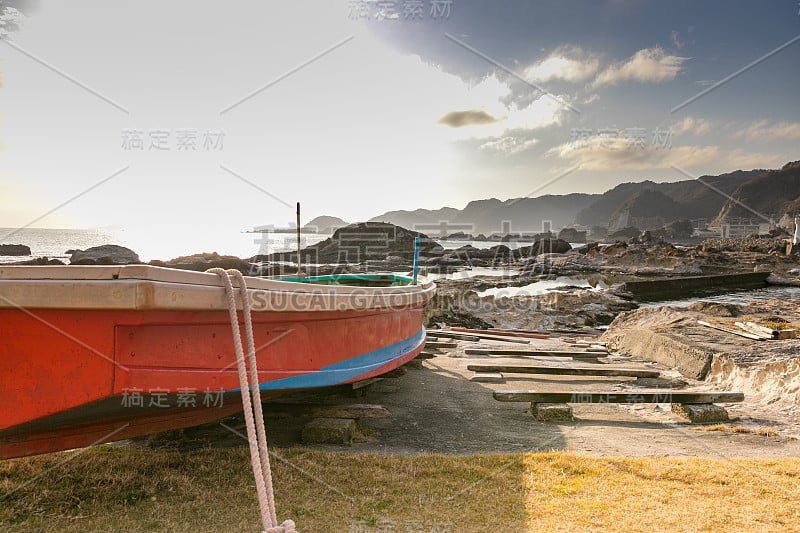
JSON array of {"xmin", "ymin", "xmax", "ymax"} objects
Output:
[{"xmin": 208, "ymin": 268, "xmax": 297, "ymax": 533}]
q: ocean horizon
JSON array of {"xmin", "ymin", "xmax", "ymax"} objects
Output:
[
  {"xmin": 0, "ymin": 227, "xmax": 556, "ymax": 265},
  {"xmin": 0, "ymin": 227, "xmax": 331, "ymax": 264}
]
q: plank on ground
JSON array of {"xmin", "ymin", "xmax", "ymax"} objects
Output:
[
  {"xmin": 494, "ymin": 390, "xmax": 744, "ymax": 403},
  {"xmin": 449, "ymin": 326, "xmax": 549, "ymax": 339},
  {"xmin": 465, "ymin": 348, "xmax": 607, "ymax": 358},
  {"xmin": 424, "ymin": 342, "xmax": 458, "ymax": 349},
  {"xmin": 427, "ymin": 330, "xmax": 530, "ymax": 344},
  {"xmin": 470, "ymin": 372, "xmax": 504, "ymax": 383},
  {"xmin": 697, "ymin": 320, "xmax": 764, "ymax": 340},
  {"xmin": 467, "ymin": 364, "xmax": 658, "ymax": 378}
]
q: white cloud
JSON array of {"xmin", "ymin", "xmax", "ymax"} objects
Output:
[
  {"xmin": 523, "ymin": 46, "xmax": 600, "ymax": 83},
  {"xmin": 670, "ymin": 30, "xmax": 684, "ymax": 49},
  {"xmin": 437, "ymin": 74, "xmax": 568, "ymax": 141},
  {"xmin": 731, "ymin": 120, "xmax": 800, "ymax": 141},
  {"xmin": 479, "ymin": 136, "xmax": 539, "ymax": 155},
  {"xmin": 593, "ymin": 47, "xmax": 688, "ymax": 87},
  {"xmin": 547, "ymin": 137, "xmax": 780, "ymax": 171},
  {"xmin": 672, "ymin": 116, "xmax": 713, "ymax": 136}
]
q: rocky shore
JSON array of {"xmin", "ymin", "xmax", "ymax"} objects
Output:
[
  {"xmin": 5, "ymin": 222, "xmax": 800, "ymax": 332},
  {"xmin": 4, "ymin": 222, "xmax": 800, "ymax": 436}
]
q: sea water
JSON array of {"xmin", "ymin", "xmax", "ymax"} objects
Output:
[{"xmin": 0, "ymin": 227, "xmax": 328, "ymax": 264}]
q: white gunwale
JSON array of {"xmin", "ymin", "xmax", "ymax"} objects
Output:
[{"xmin": 0, "ymin": 266, "xmax": 435, "ymax": 312}]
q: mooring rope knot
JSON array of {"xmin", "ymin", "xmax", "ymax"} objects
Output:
[{"xmin": 208, "ymin": 268, "xmax": 297, "ymax": 533}]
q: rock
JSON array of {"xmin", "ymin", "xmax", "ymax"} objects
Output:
[
  {"xmin": 576, "ymin": 242, "xmax": 600, "ymax": 255},
  {"xmin": 601, "ymin": 242, "xmax": 627, "ymax": 256},
  {"xmin": 270, "ymin": 222, "xmax": 439, "ymax": 264},
  {"xmin": 531, "ymin": 403, "xmax": 574, "ymax": 421},
  {"xmin": 0, "ymin": 244, "xmax": 31, "ymax": 256},
  {"xmin": 629, "ymin": 230, "xmax": 666, "ymax": 245},
  {"xmin": 443, "ymin": 231, "xmax": 473, "ymax": 240},
  {"xmin": 602, "ymin": 307, "xmax": 717, "ymax": 379},
  {"xmin": 558, "ymin": 227, "xmax": 587, "ymax": 243},
  {"xmin": 155, "ymin": 252, "xmax": 250, "ymax": 274},
  {"xmin": 686, "ymin": 302, "xmax": 742, "ymax": 317},
  {"xmin": 672, "ymin": 403, "xmax": 729, "ymax": 423},
  {"xmin": 487, "ymin": 245, "xmax": 513, "ymax": 260},
  {"xmin": 69, "ymin": 245, "xmax": 140, "ymax": 265},
  {"xmin": 515, "ymin": 239, "xmax": 572, "ymax": 259},
  {"xmin": 607, "ymin": 226, "xmax": 641, "ymax": 241},
  {"xmin": 301, "ymin": 417, "xmax": 356, "ymax": 445},
  {"xmin": 701, "ymin": 237, "xmax": 786, "ymax": 254},
  {"xmin": 10, "ymin": 257, "xmax": 65, "ymax": 265}
]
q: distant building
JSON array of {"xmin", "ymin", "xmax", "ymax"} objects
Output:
[{"xmin": 713, "ymin": 223, "xmax": 772, "ymax": 238}]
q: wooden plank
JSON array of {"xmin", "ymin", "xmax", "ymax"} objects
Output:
[
  {"xmin": 490, "ymin": 327, "xmax": 549, "ymax": 334},
  {"xmin": 470, "ymin": 372, "xmax": 504, "ymax": 383},
  {"xmin": 735, "ymin": 321, "xmax": 797, "ymax": 340},
  {"xmin": 465, "ymin": 348, "xmax": 607, "ymax": 358},
  {"xmin": 735, "ymin": 321, "xmax": 775, "ymax": 337},
  {"xmin": 494, "ymin": 390, "xmax": 744, "ymax": 404},
  {"xmin": 449, "ymin": 327, "xmax": 550, "ymax": 339},
  {"xmin": 429, "ymin": 333, "xmax": 480, "ymax": 342},
  {"xmin": 415, "ymin": 351, "xmax": 437, "ymax": 359},
  {"xmin": 428, "ymin": 330, "xmax": 530, "ymax": 344},
  {"xmin": 424, "ymin": 342, "xmax": 458, "ymax": 349},
  {"xmin": 548, "ymin": 328, "xmax": 601, "ymax": 336},
  {"xmin": 697, "ymin": 320, "xmax": 765, "ymax": 340},
  {"xmin": 467, "ymin": 364, "xmax": 659, "ymax": 378},
  {"xmin": 562, "ymin": 339, "xmax": 607, "ymax": 346}
]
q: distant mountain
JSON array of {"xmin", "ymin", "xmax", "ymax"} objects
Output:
[
  {"xmin": 608, "ymin": 189, "xmax": 687, "ymax": 231},
  {"xmin": 303, "ymin": 215, "xmax": 348, "ymax": 234},
  {"xmin": 369, "ymin": 194, "xmax": 598, "ymax": 235},
  {"xmin": 367, "ymin": 207, "xmax": 461, "ymax": 232},
  {"xmin": 577, "ymin": 169, "xmax": 767, "ymax": 230},
  {"xmin": 712, "ymin": 161, "xmax": 800, "ymax": 226},
  {"xmin": 315, "ymin": 161, "xmax": 800, "ymax": 236}
]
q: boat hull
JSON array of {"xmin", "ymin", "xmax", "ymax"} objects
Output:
[{"xmin": 0, "ymin": 266, "xmax": 433, "ymax": 459}]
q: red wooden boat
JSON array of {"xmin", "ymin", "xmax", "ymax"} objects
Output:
[{"xmin": 0, "ymin": 265, "xmax": 435, "ymax": 459}]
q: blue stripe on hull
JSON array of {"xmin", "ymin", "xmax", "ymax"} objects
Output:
[{"xmin": 227, "ymin": 327, "xmax": 426, "ymax": 392}]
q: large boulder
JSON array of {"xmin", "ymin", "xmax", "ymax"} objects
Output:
[
  {"xmin": 11, "ymin": 257, "xmax": 64, "ymax": 265},
  {"xmin": 514, "ymin": 239, "xmax": 572, "ymax": 259},
  {"xmin": 152, "ymin": 252, "xmax": 250, "ymax": 274},
  {"xmin": 558, "ymin": 227, "xmax": 587, "ymax": 243},
  {"xmin": 0, "ymin": 244, "xmax": 31, "ymax": 256},
  {"xmin": 69, "ymin": 245, "xmax": 140, "ymax": 265},
  {"xmin": 269, "ymin": 222, "xmax": 441, "ymax": 264}
]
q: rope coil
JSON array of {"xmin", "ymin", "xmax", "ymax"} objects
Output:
[{"xmin": 208, "ymin": 268, "xmax": 296, "ymax": 533}]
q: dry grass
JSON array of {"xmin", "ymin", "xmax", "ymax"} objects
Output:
[
  {"xmin": 1, "ymin": 447, "xmax": 799, "ymax": 532},
  {"xmin": 695, "ymin": 424, "xmax": 780, "ymax": 437}
]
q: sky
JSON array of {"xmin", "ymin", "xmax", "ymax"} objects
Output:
[{"xmin": 0, "ymin": 0, "xmax": 799, "ymax": 252}]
